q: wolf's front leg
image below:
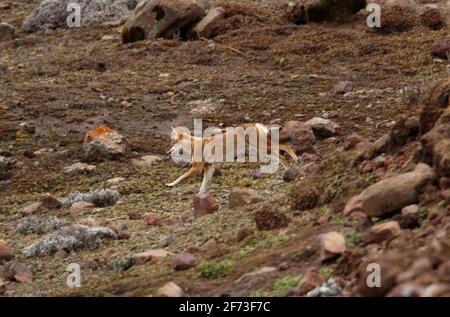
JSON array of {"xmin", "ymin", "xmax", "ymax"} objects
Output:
[{"xmin": 198, "ymin": 164, "xmax": 215, "ymax": 194}]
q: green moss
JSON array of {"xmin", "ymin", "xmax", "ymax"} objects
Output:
[
  {"xmin": 319, "ymin": 266, "xmax": 334, "ymax": 279},
  {"xmin": 200, "ymin": 260, "xmax": 235, "ymax": 279},
  {"xmin": 251, "ymin": 275, "xmax": 301, "ymax": 297}
]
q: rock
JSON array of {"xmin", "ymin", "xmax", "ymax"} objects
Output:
[
  {"xmin": 41, "ymin": 193, "xmax": 63, "ymax": 209},
  {"xmin": 296, "ymin": 268, "xmax": 325, "ymax": 295},
  {"xmin": 132, "ymin": 249, "xmax": 172, "ymax": 265},
  {"xmin": 0, "ymin": 22, "xmax": 15, "ymax": 42},
  {"xmin": 171, "ymin": 252, "xmax": 197, "ymax": 270},
  {"xmin": 132, "ymin": 155, "xmax": 162, "ymax": 168},
  {"xmin": 396, "ymin": 257, "xmax": 432, "ymax": 283},
  {"xmin": 362, "ymin": 221, "xmax": 402, "ymax": 245},
  {"xmin": 290, "ymin": 182, "xmax": 319, "ymax": 211},
  {"xmin": 189, "ymin": 6, "xmax": 224, "ymax": 39},
  {"xmin": 160, "ymin": 235, "xmax": 175, "ymax": 247},
  {"xmin": 22, "ymin": 0, "xmax": 139, "ymax": 32},
  {"xmin": 344, "ymin": 133, "xmax": 365, "ymax": 150},
  {"xmin": 283, "ymin": 168, "xmax": 300, "ymax": 182},
  {"xmin": 145, "ymin": 215, "xmax": 162, "ymax": 226},
  {"xmin": 0, "ymin": 240, "xmax": 13, "ymax": 262},
  {"xmin": 421, "ymin": 8, "xmax": 445, "ymax": 30},
  {"xmin": 21, "ymin": 202, "xmax": 44, "ymax": 215},
  {"xmin": 121, "ymin": 0, "xmax": 208, "ymax": 43},
  {"xmin": 432, "ymin": 37, "xmax": 450, "ymax": 59},
  {"xmin": 228, "ymin": 188, "xmax": 263, "ymax": 208},
  {"xmin": 320, "ymin": 231, "xmax": 346, "ymax": 261},
  {"xmin": 288, "ymin": 0, "xmax": 366, "ymax": 24},
  {"xmin": 307, "ymin": 278, "xmax": 342, "ymax": 297},
  {"xmin": 64, "ymin": 162, "xmax": 96, "ymax": 174},
  {"xmin": 54, "ymin": 249, "xmax": 68, "ymax": 259},
  {"xmin": 157, "ymin": 281, "xmax": 183, "ymax": 297},
  {"xmin": 3, "ymin": 262, "xmax": 32, "ymax": 283},
  {"xmin": 419, "ymin": 79, "xmax": 450, "ymax": 133},
  {"xmin": 334, "ymin": 81, "xmax": 352, "ymax": 94},
  {"xmin": 305, "ymin": 117, "xmax": 339, "ymax": 139},
  {"xmin": 0, "ymin": 155, "xmax": 13, "ymax": 180},
  {"xmin": 128, "ymin": 211, "xmax": 142, "ymax": 220},
  {"xmin": 433, "ymin": 139, "xmax": 450, "ymax": 177},
  {"xmin": 236, "ymin": 266, "xmax": 277, "ymax": 283},
  {"xmin": 360, "ymin": 163, "xmax": 435, "ymax": 217},
  {"xmin": 401, "ymin": 204, "xmax": 419, "ymax": 216},
  {"xmin": 106, "ymin": 177, "xmax": 126, "ymax": 184},
  {"xmin": 421, "ymin": 108, "xmax": 450, "ymax": 165},
  {"xmin": 279, "ymin": 121, "xmax": 315, "ymax": 154},
  {"xmin": 83, "ymin": 125, "xmax": 127, "ymax": 162},
  {"xmin": 70, "ymin": 201, "xmax": 95, "ymax": 213},
  {"xmin": 343, "ymin": 194, "xmax": 363, "ymax": 215},
  {"xmin": 236, "ymin": 227, "xmax": 254, "ymax": 242},
  {"xmin": 193, "ymin": 193, "xmax": 219, "ymax": 217},
  {"xmin": 255, "ymin": 204, "xmax": 289, "ymax": 231}
]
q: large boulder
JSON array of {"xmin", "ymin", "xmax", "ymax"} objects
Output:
[
  {"xmin": 121, "ymin": 0, "xmax": 208, "ymax": 43},
  {"xmin": 83, "ymin": 125, "xmax": 127, "ymax": 162},
  {"xmin": 22, "ymin": 0, "xmax": 139, "ymax": 32},
  {"xmin": 287, "ymin": 0, "xmax": 366, "ymax": 24},
  {"xmin": 279, "ymin": 121, "xmax": 315, "ymax": 155},
  {"xmin": 360, "ymin": 163, "xmax": 435, "ymax": 217}
]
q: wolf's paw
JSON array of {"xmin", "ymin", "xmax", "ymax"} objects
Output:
[{"xmin": 166, "ymin": 182, "xmax": 176, "ymax": 187}]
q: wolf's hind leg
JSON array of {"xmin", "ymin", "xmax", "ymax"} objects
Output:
[{"xmin": 166, "ymin": 163, "xmax": 203, "ymax": 187}]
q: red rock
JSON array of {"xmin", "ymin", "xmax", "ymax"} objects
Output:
[
  {"xmin": 279, "ymin": 121, "xmax": 316, "ymax": 155},
  {"xmin": 278, "ymin": 262, "xmax": 290, "ymax": 271},
  {"xmin": 343, "ymin": 194, "xmax": 363, "ymax": 215},
  {"xmin": 54, "ymin": 250, "xmax": 68, "ymax": 260},
  {"xmin": 3, "ymin": 262, "xmax": 32, "ymax": 283},
  {"xmin": 296, "ymin": 268, "xmax": 325, "ymax": 295},
  {"xmin": 344, "ymin": 133, "xmax": 364, "ymax": 150},
  {"xmin": 132, "ymin": 249, "xmax": 172, "ymax": 265},
  {"xmin": 0, "ymin": 240, "xmax": 13, "ymax": 262},
  {"xmin": 193, "ymin": 193, "xmax": 219, "ymax": 217},
  {"xmin": 171, "ymin": 252, "xmax": 197, "ymax": 271},
  {"xmin": 320, "ymin": 231, "xmax": 346, "ymax": 261},
  {"xmin": 146, "ymin": 215, "xmax": 162, "ymax": 226},
  {"xmin": 315, "ymin": 215, "xmax": 329, "ymax": 225},
  {"xmin": 431, "ymin": 37, "xmax": 450, "ymax": 59},
  {"xmin": 362, "ymin": 221, "xmax": 402, "ymax": 245},
  {"xmin": 236, "ymin": 227, "xmax": 254, "ymax": 242}
]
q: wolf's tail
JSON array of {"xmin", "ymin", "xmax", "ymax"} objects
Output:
[{"xmin": 279, "ymin": 144, "xmax": 298, "ymax": 163}]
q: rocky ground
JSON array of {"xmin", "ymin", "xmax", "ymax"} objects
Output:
[{"xmin": 1, "ymin": 0, "xmax": 450, "ymax": 297}]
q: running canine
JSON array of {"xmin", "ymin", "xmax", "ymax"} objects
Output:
[{"xmin": 166, "ymin": 123, "xmax": 298, "ymax": 194}]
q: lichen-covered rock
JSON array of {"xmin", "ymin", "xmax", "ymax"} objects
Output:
[
  {"xmin": 22, "ymin": 0, "xmax": 139, "ymax": 32},
  {"xmin": 83, "ymin": 125, "xmax": 127, "ymax": 162},
  {"xmin": 62, "ymin": 189, "xmax": 120, "ymax": 208},
  {"xmin": 23, "ymin": 224, "xmax": 117, "ymax": 257},
  {"xmin": 121, "ymin": 0, "xmax": 208, "ymax": 43},
  {"xmin": 16, "ymin": 216, "xmax": 69, "ymax": 235},
  {"xmin": 228, "ymin": 188, "xmax": 263, "ymax": 208}
]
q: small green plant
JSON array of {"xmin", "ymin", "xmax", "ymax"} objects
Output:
[
  {"xmin": 251, "ymin": 275, "xmax": 301, "ymax": 297},
  {"xmin": 319, "ymin": 266, "xmax": 334, "ymax": 279},
  {"xmin": 200, "ymin": 260, "xmax": 235, "ymax": 279}
]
